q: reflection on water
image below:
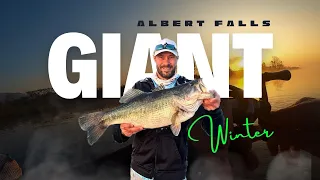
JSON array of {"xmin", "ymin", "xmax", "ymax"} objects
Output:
[
  {"xmin": 271, "ymin": 80, "xmax": 285, "ymax": 90},
  {"xmin": 230, "ymin": 67, "xmax": 320, "ymax": 111}
]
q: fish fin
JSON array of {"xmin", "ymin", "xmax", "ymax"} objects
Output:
[
  {"xmin": 119, "ymin": 88, "xmax": 145, "ymax": 103},
  {"xmin": 170, "ymin": 111, "xmax": 181, "ymax": 136},
  {"xmin": 78, "ymin": 111, "xmax": 107, "ymax": 145},
  {"xmin": 152, "ymin": 84, "xmax": 165, "ymax": 92},
  {"xmin": 78, "ymin": 111, "xmax": 104, "ymax": 131},
  {"xmin": 86, "ymin": 122, "xmax": 107, "ymax": 146},
  {"xmin": 170, "ymin": 123, "xmax": 181, "ymax": 136}
]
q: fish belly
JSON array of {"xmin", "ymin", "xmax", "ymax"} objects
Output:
[
  {"xmin": 141, "ymin": 102, "xmax": 177, "ymax": 129},
  {"xmin": 104, "ymin": 97, "xmax": 177, "ymax": 129}
]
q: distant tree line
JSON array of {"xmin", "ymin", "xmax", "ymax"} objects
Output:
[{"xmin": 262, "ymin": 56, "xmax": 299, "ymax": 71}]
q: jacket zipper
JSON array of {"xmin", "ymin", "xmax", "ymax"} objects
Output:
[{"xmin": 155, "ymin": 132, "xmax": 158, "ymax": 175}]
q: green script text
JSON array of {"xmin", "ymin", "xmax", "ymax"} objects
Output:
[{"xmin": 187, "ymin": 115, "xmax": 274, "ymax": 153}]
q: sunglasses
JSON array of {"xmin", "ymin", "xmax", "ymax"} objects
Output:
[{"xmin": 154, "ymin": 43, "xmax": 177, "ymax": 51}]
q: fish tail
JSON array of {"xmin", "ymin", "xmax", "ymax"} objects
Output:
[{"xmin": 78, "ymin": 111, "xmax": 108, "ymax": 146}]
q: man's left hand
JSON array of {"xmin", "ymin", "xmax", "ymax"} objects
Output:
[{"xmin": 203, "ymin": 90, "xmax": 221, "ymax": 111}]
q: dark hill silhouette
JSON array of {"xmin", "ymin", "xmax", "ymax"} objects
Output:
[
  {"xmin": 0, "ymin": 93, "xmax": 28, "ymax": 103},
  {"xmin": 0, "ymin": 86, "xmax": 127, "ymax": 129}
]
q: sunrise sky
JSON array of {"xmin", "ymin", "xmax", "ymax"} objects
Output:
[{"xmin": 1, "ymin": 0, "xmax": 319, "ymax": 92}]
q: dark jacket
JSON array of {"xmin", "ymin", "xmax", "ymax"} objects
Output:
[{"xmin": 112, "ymin": 75, "xmax": 225, "ymax": 180}]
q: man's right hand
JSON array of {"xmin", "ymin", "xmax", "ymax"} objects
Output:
[{"xmin": 120, "ymin": 123, "xmax": 144, "ymax": 137}]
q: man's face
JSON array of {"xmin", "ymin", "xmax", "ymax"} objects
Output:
[{"xmin": 154, "ymin": 51, "xmax": 178, "ymax": 79}]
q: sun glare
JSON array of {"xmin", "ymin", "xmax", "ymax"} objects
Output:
[{"xmin": 230, "ymin": 58, "xmax": 244, "ymax": 71}]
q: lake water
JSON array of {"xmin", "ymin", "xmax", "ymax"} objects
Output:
[
  {"xmin": 0, "ymin": 67, "xmax": 319, "ymax": 179},
  {"xmin": 230, "ymin": 66, "xmax": 320, "ymax": 110}
]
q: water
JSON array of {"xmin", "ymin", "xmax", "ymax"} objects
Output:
[
  {"xmin": 0, "ymin": 67, "xmax": 319, "ymax": 179},
  {"xmin": 230, "ymin": 66, "xmax": 320, "ymax": 110}
]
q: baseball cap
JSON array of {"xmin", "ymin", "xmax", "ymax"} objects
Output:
[{"xmin": 153, "ymin": 38, "xmax": 179, "ymax": 57}]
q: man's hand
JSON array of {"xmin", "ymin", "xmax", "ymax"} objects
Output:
[
  {"xmin": 203, "ymin": 90, "xmax": 221, "ymax": 111},
  {"xmin": 120, "ymin": 123, "xmax": 144, "ymax": 137}
]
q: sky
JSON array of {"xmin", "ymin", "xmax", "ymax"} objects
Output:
[{"xmin": 1, "ymin": 0, "xmax": 320, "ymax": 93}]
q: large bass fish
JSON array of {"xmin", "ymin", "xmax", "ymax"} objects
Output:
[{"xmin": 78, "ymin": 78, "xmax": 214, "ymax": 145}]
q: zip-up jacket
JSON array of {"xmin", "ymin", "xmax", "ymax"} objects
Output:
[{"xmin": 112, "ymin": 75, "xmax": 225, "ymax": 180}]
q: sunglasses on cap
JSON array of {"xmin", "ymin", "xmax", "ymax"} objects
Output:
[{"xmin": 154, "ymin": 43, "xmax": 177, "ymax": 51}]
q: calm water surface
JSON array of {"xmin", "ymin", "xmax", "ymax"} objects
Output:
[{"xmin": 230, "ymin": 66, "xmax": 320, "ymax": 110}]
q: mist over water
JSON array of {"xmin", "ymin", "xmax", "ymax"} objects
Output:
[
  {"xmin": 21, "ymin": 129, "xmax": 128, "ymax": 180},
  {"xmin": 266, "ymin": 151, "xmax": 312, "ymax": 180},
  {"xmin": 1, "ymin": 116, "xmax": 131, "ymax": 180}
]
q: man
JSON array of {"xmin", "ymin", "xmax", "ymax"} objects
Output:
[{"xmin": 112, "ymin": 38, "xmax": 225, "ymax": 180}]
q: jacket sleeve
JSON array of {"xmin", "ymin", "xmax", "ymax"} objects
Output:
[
  {"xmin": 112, "ymin": 80, "xmax": 152, "ymax": 143},
  {"xmin": 112, "ymin": 124, "xmax": 130, "ymax": 143},
  {"xmin": 198, "ymin": 106, "xmax": 226, "ymax": 137}
]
